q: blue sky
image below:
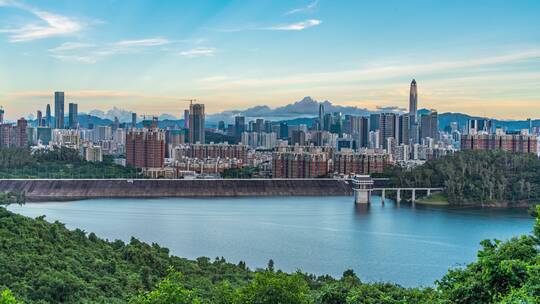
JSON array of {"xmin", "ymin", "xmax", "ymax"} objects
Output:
[{"xmin": 0, "ymin": 0, "xmax": 539, "ymax": 119}]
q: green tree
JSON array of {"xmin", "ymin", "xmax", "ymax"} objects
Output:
[
  {"xmin": 129, "ymin": 271, "xmax": 201, "ymax": 304},
  {"xmin": 239, "ymin": 271, "xmax": 311, "ymax": 304},
  {"xmin": 0, "ymin": 290, "xmax": 22, "ymax": 304}
]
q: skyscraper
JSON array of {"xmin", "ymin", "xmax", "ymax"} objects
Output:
[
  {"xmin": 36, "ymin": 110, "xmax": 43, "ymax": 127},
  {"xmin": 409, "ymin": 79, "xmax": 418, "ymax": 119},
  {"xmin": 183, "ymin": 109, "xmax": 189, "ymax": 129},
  {"xmin": 369, "ymin": 114, "xmax": 380, "ymax": 132},
  {"xmin": 0, "ymin": 107, "xmax": 4, "ymax": 124},
  {"xmin": 408, "ymin": 79, "xmax": 419, "ymax": 144},
  {"xmin": 379, "ymin": 113, "xmax": 398, "ymax": 150},
  {"xmin": 234, "ymin": 116, "xmax": 245, "ymax": 137},
  {"xmin": 68, "ymin": 103, "xmax": 78, "ymax": 129},
  {"xmin": 188, "ymin": 103, "xmax": 205, "ymax": 144},
  {"xmin": 45, "ymin": 104, "xmax": 51, "ymax": 127},
  {"xmin": 398, "ymin": 114, "xmax": 410, "ymax": 145},
  {"xmin": 420, "ymin": 110, "xmax": 439, "ymax": 140},
  {"xmin": 54, "ymin": 91, "xmax": 64, "ymax": 129},
  {"xmin": 131, "ymin": 112, "xmax": 137, "ymax": 128},
  {"xmin": 318, "ymin": 103, "xmax": 325, "ymax": 130}
]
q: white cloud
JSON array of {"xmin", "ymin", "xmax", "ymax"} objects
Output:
[
  {"xmin": 48, "ymin": 42, "xmax": 95, "ymax": 52},
  {"xmin": 266, "ymin": 19, "xmax": 322, "ymax": 31},
  {"xmin": 179, "ymin": 47, "xmax": 216, "ymax": 58},
  {"xmin": 114, "ymin": 38, "xmax": 170, "ymax": 47},
  {"xmin": 0, "ymin": 1, "xmax": 84, "ymax": 42},
  {"xmin": 284, "ymin": 0, "xmax": 318, "ymax": 15},
  {"xmin": 198, "ymin": 49, "xmax": 540, "ymax": 89},
  {"xmin": 49, "ymin": 54, "xmax": 98, "ymax": 64},
  {"xmin": 47, "ymin": 37, "xmax": 174, "ymax": 63}
]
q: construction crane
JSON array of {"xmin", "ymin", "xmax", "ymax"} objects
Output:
[{"xmin": 179, "ymin": 98, "xmax": 198, "ymax": 106}]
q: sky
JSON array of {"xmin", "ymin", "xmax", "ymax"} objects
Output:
[{"xmin": 0, "ymin": 0, "xmax": 539, "ymax": 120}]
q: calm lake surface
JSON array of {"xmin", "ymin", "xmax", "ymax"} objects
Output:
[{"xmin": 8, "ymin": 196, "xmax": 534, "ymax": 287}]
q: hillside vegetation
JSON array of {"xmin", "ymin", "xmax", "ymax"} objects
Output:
[
  {"xmin": 0, "ymin": 190, "xmax": 539, "ymax": 303},
  {"xmin": 0, "ymin": 147, "xmax": 141, "ymax": 179},
  {"xmin": 385, "ymin": 150, "xmax": 540, "ymax": 206}
]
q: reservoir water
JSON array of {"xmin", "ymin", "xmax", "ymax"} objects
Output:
[{"xmin": 8, "ymin": 196, "xmax": 534, "ymax": 287}]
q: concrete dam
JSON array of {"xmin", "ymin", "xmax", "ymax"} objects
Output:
[{"xmin": 0, "ymin": 179, "xmax": 353, "ymax": 201}]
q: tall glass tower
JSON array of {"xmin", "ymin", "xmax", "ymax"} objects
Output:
[
  {"xmin": 54, "ymin": 92, "xmax": 64, "ymax": 129},
  {"xmin": 409, "ymin": 79, "xmax": 418, "ymax": 119},
  {"xmin": 408, "ymin": 79, "xmax": 418, "ymax": 144}
]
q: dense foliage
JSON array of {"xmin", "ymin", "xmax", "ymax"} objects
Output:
[
  {"xmin": 221, "ymin": 167, "xmax": 260, "ymax": 179},
  {"xmin": 205, "ymin": 132, "xmax": 239, "ymax": 145},
  {"xmin": 1, "ymin": 201, "xmax": 539, "ymax": 303},
  {"xmin": 385, "ymin": 150, "xmax": 540, "ymax": 206},
  {"xmin": 0, "ymin": 147, "xmax": 142, "ymax": 179}
]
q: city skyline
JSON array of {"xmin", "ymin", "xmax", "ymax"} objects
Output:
[{"xmin": 0, "ymin": 0, "xmax": 539, "ymax": 119}]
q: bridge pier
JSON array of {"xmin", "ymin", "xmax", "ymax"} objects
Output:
[
  {"xmin": 396, "ymin": 189, "xmax": 401, "ymax": 203},
  {"xmin": 427, "ymin": 189, "xmax": 431, "ymax": 196},
  {"xmin": 381, "ymin": 189, "xmax": 385, "ymax": 204},
  {"xmin": 411, "ymin": 189, "xmax": 416, "ymax": 203},
  {"xmin": 352, "ymin": 175, "xmax": 374, "ymax": 204},
  {"xmin": 354, "ymin": 189, "xmax": 371, "ymax": 204}
]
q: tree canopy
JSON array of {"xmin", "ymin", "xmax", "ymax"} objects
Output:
[
  {"xmin": 0, "ymin": 147, "xmax": 142, "ymax": 179},
  {"xmin": 385, "ymin": 150, "xmax": 540, "ymax": 206}
]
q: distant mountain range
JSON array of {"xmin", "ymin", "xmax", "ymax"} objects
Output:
[{"xmin": 28, "ymin": 96, "xmax": 539, "ymax": 132}]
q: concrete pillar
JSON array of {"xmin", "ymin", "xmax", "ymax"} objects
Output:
[
  {"xmin": 396, "ymin": 189, "xmax": 401, "ymax": 203},
  {"xmin": 412, "ymin": 189, "xmax": 416, "ymax": 203},
  {"xmin": 354, "ymin": 189, "xmax": 370, "ymax": 204},
  {"xmin": 381, "ymin": 189, "xmax": 385, "ymax": 203},
  {"xmin": 427, "ymin": 189, "xmax": 431, "ymax": 196}
]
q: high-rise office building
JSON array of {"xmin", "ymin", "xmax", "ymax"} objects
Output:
[
  {"xmin": 279, "ymin": 122, "xmax": 288, "ymax": 139},
  {"xmin": 409, "ymin": 79, "xmax": 418, "ymax": 120},
  {"xmin": 36, "ymin": 110, "xmax": 43, "ymax": 127},
  {"xmin": 54, "ymin": 92, "xmax": 64, "ymax": 129},
  {"xmin": 183, "ymin": 109, "xmax": 189, "ymax": 129},
  {"xmin": 254, "ymin": 118, "xmax": 264, "ymax": 133},
  {"xmin": 398, "ymin": 114, "xmax": 410, "ymax": 145},
  {"xmin": 318, "ymin": 103, "xmax": 325, "ymax": 130},
  {"xmin": 188, "ymin": 103, "xmax": 205, "ymax": 144},
  {"xmin": 131, "ymin": 112, "xmax": 137, "ymax": 128},
  {"xmin": 420, "ymin": 110, "xmax": 439, "ymax": 140},
  {"xmin": 408, "ymin": 79, "xmax": 419, "ymax": 144},
  {"xmin": 369, "ymin": 114, "xmax": 380, "ymax": 132},
  {"xmin": 234, "ymin": 116, "xmax": 245, "ymax": 137},
  {"xmin": 0, "ymin": 107, "xmax": 4, "ymax": 124},
  {"xmin": 45, "ymin": 104, "xmax": 51, "ymax": 127},
  {"xmin": 379, "ymin": 113, "xmax": 398, "ymax": 150},
  {"xmin": 68, "ymin": 103, "xmax": 78, "ymax": 129}
]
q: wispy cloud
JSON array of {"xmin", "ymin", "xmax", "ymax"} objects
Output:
[
  {"xmin": 0, "ymin": 1, "xmax": 84, "ymax": 42},
  {"xmin": 48, "ymin": 42, "xmax": 95, "ymax": 52},
  {"xmin": 8, "ymin": 90, "xmax": 180, "ymax": 100},
  {"xmin": 198, "ymin": 49, "xmax": 540, "ymax": 89},
  {"xmin": 48, "ymin": 37, "xmax": 178, "ymax": 63},
  {"xmin": 179, "ymin": 47, "xmax": 216, "ymax": 58},
  {"xmin": 114, "ymin": 38, "xmax": 170, "ymax": 47},
  {"xmin": 265, "ymin": 19, "xmax": 322, "ymax": 31},
  {"xmin": 284, "ymin": 0, "xmax": 319, "ymax": 15}
]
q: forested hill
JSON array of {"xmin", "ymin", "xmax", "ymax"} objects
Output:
[{"xmin": 385, "ymin": 150, "xmax": 540, "ymax": 206}]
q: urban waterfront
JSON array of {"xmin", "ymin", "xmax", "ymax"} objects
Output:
[{"xmin": 8, "ymin": 196, "xmax": 533, "ymax": 287}]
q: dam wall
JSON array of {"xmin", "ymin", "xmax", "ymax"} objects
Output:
[{"xmin": 0, "ymin": 179, "xmax": 353, "ymax": 201}]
